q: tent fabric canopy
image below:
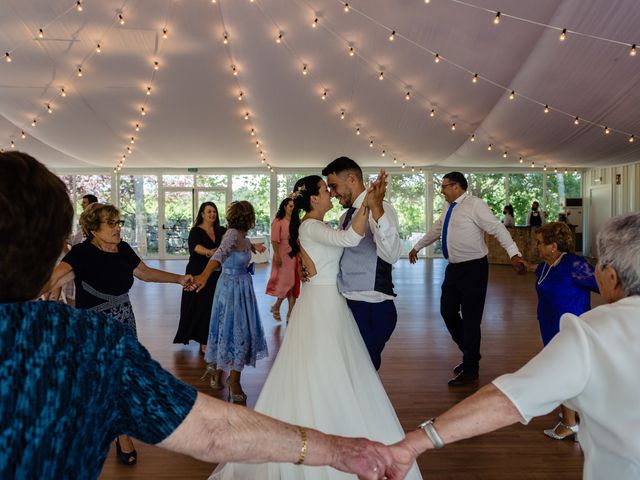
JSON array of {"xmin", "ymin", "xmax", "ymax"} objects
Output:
[{"xmin": 1, "ymin": 0, "xmax": 639, "ymax": 170}]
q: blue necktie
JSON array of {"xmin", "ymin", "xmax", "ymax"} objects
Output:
[
  {"xmin": 441, "ymin": 201, "xmax": 457, "ymax": 260},
  {"xmin": 342, "ymin": 207, "xmax": 356, "ymax": 230}
]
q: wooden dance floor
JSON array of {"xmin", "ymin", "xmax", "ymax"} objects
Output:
[{"xmin": 99, "ymin": 258, "xmax": 596, "ymax": 479}]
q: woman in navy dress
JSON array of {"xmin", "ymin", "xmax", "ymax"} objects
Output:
[
  {"xmin": 193, "ymin": 201, "xmax": 268, "ymax": 404},
  {"xmin": 174, "ymin": 202, "xmax": 226, "ymax": 353},
  {"xmin": 525, "ymin": 222, "xmax": 599, "ymax": 440}
]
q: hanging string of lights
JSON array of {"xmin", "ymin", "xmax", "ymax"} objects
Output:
[
  {"xmin": 214, "ymin": 1, "xmax": 275, "ymax": 172},
  {"xmin": 330, "ymin": 0, "xmax": 638, "ymax": 164}
]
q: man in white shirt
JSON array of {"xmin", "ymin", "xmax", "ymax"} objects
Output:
[
  {"xmin": 389, "ymin": 212, "xmax": 640, "ymax": 480},
  {"xmin": 409, "ymin": 172, "xmax": 524, "ymax": 386},
  {"xmin": 322, "ymin": 157, "xmax": 401, "ymax": 370}
]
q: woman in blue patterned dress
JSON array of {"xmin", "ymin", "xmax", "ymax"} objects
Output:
[
  {"xmin": 194, "ymin": 200, "xmax": 268, "ymax": 404},
  {"xmin": 525, "ymin": 222, "xmax": 599, "ymax": 440}
]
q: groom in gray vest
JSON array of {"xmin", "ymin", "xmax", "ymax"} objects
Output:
[{"xmin": 322, "ymin": 157, "xmax": 401, "ymax": 370}]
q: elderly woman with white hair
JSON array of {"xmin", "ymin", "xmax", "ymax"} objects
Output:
[{"xmin": 389, "ymin": 212, "xmax": 640, "ymax": 480}]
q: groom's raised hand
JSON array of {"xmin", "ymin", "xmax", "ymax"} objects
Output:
[{"xmin": 366, "ymin": 169, "xmax": 388, "ymax": 222}]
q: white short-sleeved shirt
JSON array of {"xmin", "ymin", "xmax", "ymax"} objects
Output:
[{"xmin": 493, "ymin": 296, "xmax": 640, "ymax": 480}]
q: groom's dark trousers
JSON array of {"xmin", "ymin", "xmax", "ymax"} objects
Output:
[{"xmin": 346, "ymin": 299, "xmax": 397, "ymax": 370}]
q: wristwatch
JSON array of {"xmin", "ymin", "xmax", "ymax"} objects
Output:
[{"xmin": 418, "ymin": 418, "xmax": 444, "ymax": 449}]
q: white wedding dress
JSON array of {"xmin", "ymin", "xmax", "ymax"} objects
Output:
[{"xmin": 211, "ymin": 219, "xmax": 422, "ymax": 479}]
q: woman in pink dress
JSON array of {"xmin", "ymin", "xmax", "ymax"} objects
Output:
[{"xmin": 266, "ymin": 197, "xmax": 299, "ymax": 321}]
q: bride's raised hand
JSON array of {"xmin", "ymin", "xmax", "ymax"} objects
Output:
[{"xmin": 365, "ymin": 169, "xmax": 387, "ymax": 219}]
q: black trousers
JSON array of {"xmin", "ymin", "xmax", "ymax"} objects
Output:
[
  {"xmin": 440, "ymin": 256, "xmax": 488, "ymax": 375},
  {"xmin": 347, "ymin": 299, "xmax": 398, "ymax": 371}
]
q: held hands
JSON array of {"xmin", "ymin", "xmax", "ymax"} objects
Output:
[
  {"xmin": 330, "ymin": 436, "xmax": 406, "ymax": 480},
  {"xmin": 510, "ymin": 255, "xmax": 527, "ymax": 275},
  {"xmin": 254, "ymin": 243, "xmax": 267, "ymax": 253},
  {"xmin": 408, "ymin": 248, "xmax": 419, "ymax": 264},
  {"xmin": 180, "ymin": 274, "xmax": 198, "ymax": 291},
  {"xmin": 364, "ymin": 170, "xmax": 388, "ymax": 221},
  {"xmin": 192, "ymin": 272, "xmax": 210, "ymax": 293}
]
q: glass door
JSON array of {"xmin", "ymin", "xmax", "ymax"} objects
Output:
[{"xmin": 196, "ymin": 189, "xmax": 227, "ymax": 226}]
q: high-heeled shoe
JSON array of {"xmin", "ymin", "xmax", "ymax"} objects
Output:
[
  {"xmin": 200, "ymin": 363, "xmax": 223, "ymax": 390},
  {"xmin": 544, "ymin": 421, "xmax": 579, "ymax": 441},
  {"xmin": 115, "ymin": 437, "xmax": 137, "ymax": 465},
  {"xmin": 226, "ymin": 379, "xmax": 247, "ymax": 404}
]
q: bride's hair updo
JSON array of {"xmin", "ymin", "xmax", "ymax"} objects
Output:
[{"xmin": 288, "ymin": 175, "xmax": 322, "ymax": 257}]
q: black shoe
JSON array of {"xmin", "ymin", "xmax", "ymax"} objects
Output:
[
  {"xmin": 115, "ymin": 437, "xmax": 137, "ymax": 466},
  {"xmin": 448, "ymin": 371, "xmax": 479, "ymax": 387},
  {"xmin": 453, "ymin": 362, "xmax": 464, "ymax": 375}
]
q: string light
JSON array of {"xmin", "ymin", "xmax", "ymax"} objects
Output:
[
  {"xmin": 46, "ymin": 104, "xmax": 53, "ymax": 114},
  {"xmin": 162, "ymin": 28, "xmax": 168, "ymax": 39},
  {"xmin": 543, "ymin": 165, "xmax": 548, "ymax": 171},
  {"xmin": 531, "ymin": 161, "xmax": 535, "ymax": 168},
  {"xmin": 140, "ymin": 107, "xmax": 146, "ymax": 116},
  {"xmin": 4, "ymin": 52, "xmax": 11, "ymax": 63},
  {"xmin": 630, "ymin": 44, "xmax": 637, "ymax": 56},
  {"xmin": 154, "ymin": 61, "xmax": 160, "ymax": 70},
  {"xmin": 126, "ymin": 146, "xmax": 132, "ymax": 154},
  {"xmin": 519, "ymin": 157, "xmax": 523, "ymax": 163},
  {"xmin": 559, "ymin": 28, "xmax": 567, "ymax": 41},
  {"xmin": 472, "ymin": 73, "xmax": 478, "ymax": 83},
  {"xmin": 77, "ymin": 66, "xmax": 83, "ymax": 77},
  {"xmin": 340, "ymin": 110, "xmax": 345, "ymax": 119},
  {"xmin": 450, "ymin": 123, "xmax": 456, "ymax": 131},
  {"xmin": 344, "ymin": 3, "xmax": 350, "ymax": 13},
  {"xmin": 388, "ymin": 30, "xmax": 395, "ymax": 41},
  {"xmin": 381, "ymin": 149, "xmax": 386, "ymax": 157},
  {"xmin": 250, "ymin": 128, "xmax": 255, "ymax": 136},
  {"xmin": 369, "ymin": 138, "xmax": 374, "ymax": 147},
  {"xmin": 223, "ymin": 33, "xmax": 228, "ymax": 44},
  {"xmin": 76, "ymin": 1, "xmax": 83, "ymax": 12},
  {"xmin": 604, "ymin": 126, "xmax": 610, "ymax": 135},
  {"xmin": 38, "ymin": 29, "xmax": 44, "ymax": 39},
  {"xmin": 95, "ymin": 43, "xmax": 102, "ymax": 53},
  {"xmin": 31, "ymin": 119, "xmax": 37, "ymax": 127},
  {"xmin": 118, "ymin": 14, "xmax": 125, "ymax": 25},
  {"xmin": 276, "ymin": 33, "xmax": 283, "ymax": 44},
  {"xmin": 405, "ymin": 91, "xmax": 411, "ymax": 100},
  {"xmin": 231, "ymin": 65, "xmax": 238, "ymax": 76},
  {"xmin": 393, "ymin": 157, "xmax": 398, "ymax": 164},
  {"xmin": 244, "ymin": 112, "xmax": 250, "ymax": 120},
  {"xmin": 503, "ymin": 151, "xmax": 508, "ymax": 158},
  {"xmin": 402, "ymin": 163, "xmax": 406, "ymax": 169},
  {"xmin": 629, "ymin": 135, "xmax": 635, "ymax": 143},
  {"xmin": 487, "ymin": 143, "xmax": 493, "ymax": 151},
  {"xmin": 349, "ymin": 46, "xmax": 355, "ymax": 56},
  {"xmin": 21, "ymin": 131, "xmax": 26, "ymax": 139},
  {"xmin": 135, "ymin": 123, "xmax": 140, "ymax": 132},
  {"xmin": 574, "ymin": 116, "xmax": 580, "ymax": 125},
  {"xmin": 430, "ymin": 109, "xmax": 435, "ymax": 117},
  {"xmin": 434, "ymin": 53, "xmax": 440, "ymax": 63},
  {"xmin": 543, "ymin": 104, "xmax": 549, "ymax": 113},
  {"xmin": 302, "ymin": 64, "xmax": 308, "ymax": 75},
  {"xmin": 255, "ymin": 140, "xmax": 260, "ymax": 148},
  {"xmin": 321, "ymin": 90, "xmax": 327, "ymax": 100},
  {"xmin": 146, "ymin": 86, "xmax": 152, "ymax": 95},
  {"xmin": 237, "ymin": 91, "xmax": 244, "ymax": 101},
  {"xmin": 470, "ymin": 134, "xmax": 475, "ymax": 142},
  {"xmin": 356, "ymin": 127, "xmax": 360, "ymax": 135},
  {"xmin": 130, "ymin": 137, "xmax": 135, "ymax": 144},
  {"xmin": 312, "ymin": 18, "xmax": 318, "ymax": 28},
  {"xmin": 60, "ymin": 87, "xmax": 66, "ymax": 97},
  {"xmin": 10, "ymin": 141, "xmax": 15, "ymax": 149},
  {"xmin": 379, "ymin": 71, "xmax": 384, "ymax": 80},
  {"xmin": 508, "ymin": 90, "xmax": 515, "ymax": 100},
  {"xmin": 554, "ymin": 167, "xmax": 558, "ymax": 173},
  {"xmin": 494, "ymin": 12, "xmax": 501, "ymax": 24},
  {"xmin": 564, "ymin": 168, "xmax": 569, "ymax": 174}
]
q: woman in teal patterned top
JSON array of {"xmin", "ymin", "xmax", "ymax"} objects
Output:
[{"xmin": 0, "ymin": 151, "xmax": 403, "ymax": 480}]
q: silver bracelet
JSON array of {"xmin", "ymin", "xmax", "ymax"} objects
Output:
[{"xmin": 418, "ymin": 418, "xmax": 444, "ymax": 449}]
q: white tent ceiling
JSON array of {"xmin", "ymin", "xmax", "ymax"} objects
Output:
[{"xmin": 1, "ymin": 0, "xmax": 639, "ymax": 171}]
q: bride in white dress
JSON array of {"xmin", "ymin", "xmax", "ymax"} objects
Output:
[{"xmin": 211, "ymin": 174, "xmax": 421, "ymax": 479}]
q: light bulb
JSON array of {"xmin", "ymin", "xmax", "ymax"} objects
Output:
[
  {"xmin": 405, "ymin": 91, "xmax": 411, "ymax": 100},
  {"xmin": 32, "ymin": 119, "xmax": 37, "ymax": 127},
  {"xmin": 381, "ymin": 150, "xmax": 386, "ymax": 157},
  {"xmin": 379, "ymin": 71, "xmax": 384, "ymax": 80},
  {"xmin": 302, "ymin": 64, "xmax": 308, "ymax": 75},
  {"xmin": 162, "ymin": 28, "xmax": 168, "ymax": 39},
  {"xmin": 255, "ymin": 141, "xmax": 260, "ymax": 148},
  {"xmin": 231, "ymin": 65, "xmax": 238, "ymax": 75},
  {"xmin": 389, "ymin": 30, "xmax": 395, "ymax": 41},
  {"xmin": 554, "ymin": 168, "xmax": 558, "ymax": 173},
  {"xmin": 544, "ymin": 104, "xmax": 549, "ymax": 113},
  {"xmin": 340, "ymin": 110, "xmax": 345, "ymax": 119},
  {"xmin": 276, "ymin": 33, "xmax": 282, "ymax": 44},
  {"xmin": 344, "ymin": 3, "xmax": 350, "ymax": 12},
  {"xmin": 543, "ymin": 165, "xmax": 548, "ymax": 171},
  {"xmin": 509, "ymin": 90, "xmax": 515, "ymax": 100},
  {"xmin": 565, "ymin": 168, "xmax": 569, "ymax": 174},
  {"xmin": 135, "ymin": 123, "xmax": 140, "ymax": 131},
  {"xmin": 146, "ymin": 86, "xmax": 152, "ymax": 95},
  {"xmin": 77, "ymin": 66, "xmax": 83, "ymax": 77},
  {"xmin": 519, "ymin": 157, "xmax": 523, "ymax": 163},
  {"xmin": 5, "ymin": 52, "xmax": 11, "ymax": 63},
  {"xmin": 60, "ymin": 87, "xmax": 66, "ymax": 97},
  {"xmin": 402, "ymin": 163, "xmax": 406, "ymax": 169},
  {"xmin": 38, "ymin": 29, "xmax": 44, "ymax": 38},
  {"xmin": 223, "ymin": 33, "xmax": 228, "ymax": 44},
  {"xmin": 503, "ymin": 151, "xmax": 508, "ymax": 158},
  {"xmin": 130, "ymin": 137, "xmax": 135, "ymax": 144},
  {"xmin": 76, "ymin": 1, "xmax": 83, "ymax": 12},
  {"xmin": 140, "ymin": 107, "xmax": 146, "ymax": 115},
  {"xmin": 356, "ymin": 127, "xmax": 360, "ymax": 135},
  {"xmin": 559, "ymin": 28, "xmax": 567, "ymax": 41},
  {"xmin": 470, "ymin": 134, "xmax": 475, "ymax": 142},
  {"xmin": 629, "ymin": 135, "xmax": 635, "ymax": 143},
  {"xmin": 494, "ymin": 12, "xmax": 501, "ymax": 24},
  {"xmin": 574, "ymin": 116, "xmax": 580, "ymax": 125},
  {"xmin": 487, "ymin": 144, "xmax": 492, "ymax": 151},
  {"xmin": 604, "ymin": 126, "xmax": 610, "ymax": 135},
  {"xmin": 238, "ymin": 91, "xmax": 243, "ymax": 101},
  {"xmin": 154, "ymin": 61, "xmax": 159, "ymax": 70},
  {"xmin": 10, "ymin": 141, "xmax": 15, "ymax": 149},
  {"xmin": 127, "ymin": 146, "xmax": 132, "ymax": 154},
  {"xmin": 244, "ymin": 112, "xmax": 250, "ymax": 120},
  {"xmin": 321, "ymin": 90, "xmax": 327, "ymax": 100},
  {"xmin": 250, "ymin": 128, "xmax": 255, "ymax": 136},
  {"xmin": 531, "ymin": 162, "xmax": 535, "ymax": 168},
  {"xmin": 312, "ymin": 18, "xmax": 318, "ymax": 28},
  {"xmin": 472, "ymin": 73, "xmax": 478, "ymax": 83},
  {"xmin": 631, "ymin": 44, "xmax": 637, "ymax": 56},
  {"xmin": 119, "ymin": 14, "xmax": 125, "ymax": 25},
  {"xmin": 349, "ymin": 47, "xmax": 355, "ymax": 56},
  {"xmin": 393, "ymin": 157, "xmax": 398, "ymax": 164},
  {"xmin": 46, "ymin": 104, "xmax": 52, "ymax": 113},
  {"xmin": 96, "ymin": 43, "xmax": 101, "ymax": 53},
  {"xmin": 430, "ymin": 109, "xmax": 435, "ymax": 117},
  {"xmin": 21, "ymin": 131, "xmax": 26, "ymax": 139},
  {"xmin": 425, "ymin": 0, "xmax": 430, "ymax": 3},
  {"xmin": 451, "ymin": 123, "xmax": 456, "ymax": 131},
  {"xmin": 434, "ymin": 53, "xmax": 440, "ymax": 63},
  {"xmin": 369, "ymin": 139, "xmax": 374, "ymax": 148}
]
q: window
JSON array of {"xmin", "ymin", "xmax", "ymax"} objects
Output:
[
  {"xmin": 389, "ymin": 173, "xmax": 426, "ymax": 256},
  {"xmin": 546, "ymin": 173, "xmax": 582, "ymax": 222},
  {"xmin": 508, "ymin": 173, "xmax": 544, "ymax": 226},
  {"xmin": 232, "ymin": 174, "xmax": 271, "ymax": 236},
  {"xmin": 119, "ymin": 175, "xmax": 159, "ymax": 255}
]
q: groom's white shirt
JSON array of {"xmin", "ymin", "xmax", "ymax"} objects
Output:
[{"xmin": 340, "ymin": 189, "xmax": 401, "ymax": 303}]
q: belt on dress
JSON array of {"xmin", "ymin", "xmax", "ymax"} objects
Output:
[
  {"xmin": 222, "ymin": 264, "xmax": 255, "ymax": 276},
  {"xmin": 82, "ymin": 281, "xmax": 131, "ymax": 312}
]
